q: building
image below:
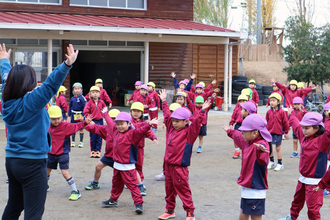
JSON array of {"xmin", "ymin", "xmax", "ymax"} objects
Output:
[{"xmin": 0, "ymin": 0, "xmax": 247, "ymax": 111}]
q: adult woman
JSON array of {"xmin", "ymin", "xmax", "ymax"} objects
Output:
[{"xmin": 0, "ymin": 44, "xmax": 78, "ymax": 220}]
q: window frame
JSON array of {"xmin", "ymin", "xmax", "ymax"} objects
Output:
[
  {"xmin": 0, "ymin": 0, "xmax": 61, "ymax": 5},
  {"xmin": 70, "ymin": 0, "xmax": 147, "ymax": 10}
]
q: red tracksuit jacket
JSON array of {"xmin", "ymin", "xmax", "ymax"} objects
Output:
[
  {"xmin": 229, "ymin": 102, "xmax": 244, "ymax": 125},
  {"xmin": 48, "ymin": 121, "xmax": 85, "ymax": 155},
  {"xmin": 85, "ymin": 88, "xmax": 112, "ymax": 104},
  {"xmin": 266, "ymin": 107, "xmax": 289, "ymax": 135},
  {"xmin": 266, "ymin": 90, "xmax": 284, "ymax": 106},
  {"xmin": 133, "ymin": 93, "xmax": 152, "ymax": 114},
  {"xmin": 290, "ymin": 115, "xmax": 329, "ymax": 180},
  {"xmin": 162, "ymin": 101, "xmax": 204, "ymax": 166},
  {"xmin": 251, "ymin": 88, "xmax": 259, "ymax": 104},
  {"xmin": 83, "ymin": 99, "xmax": 106, "ymax": 120},
  {"xmin": 190, "ymin": 83, "xmax": 213, "ymax": 93},
  {"xmin": 276, "ymin": 82, "xmax": 312, "ymax": 107},
  {"xmin": 227, "ymin": 130, "xmax": 269, "ymax": 189},
  {"xmin": 187, "ymin": 97, "xmax": 214, "ymax": 125},
  {"xmin": 131, "ymin": 118, "xmax": 157, "ymax": 148},
  {"xmin": 292, "ymin": 108, "xmax": 308, "ymax": 121},
  {"xmin": 184, "ymin": 90, "xmax": 214, "ymax": 104},
  {"xmin": 56, "ymin": 94, "xmax": 68, "ymax": 113},
  {"xmin": 128, "ymin": 89, "xmax": 140, "ymax": 102},
  {"xmin": 148, "ymin": 90, "xmax": 161, "ymax": 109}
]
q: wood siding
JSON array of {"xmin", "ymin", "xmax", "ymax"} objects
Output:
[{"xmin": 0, "ymin": 0, "xmax": 193, "ymax": 20}]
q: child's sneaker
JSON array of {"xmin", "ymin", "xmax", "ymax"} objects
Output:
[
  {"xmin": 139, "ymin": 185, "xmax": 147, "ymax": 196},
  {"xmin": 274, "ymin": 164, "xmax": 284, "ymax": 171},
  {"xmin": 85, "ymin": 181, "xmax": 100, "ymax": 190},
  {"xmin": 290, "ymin": 152, "xmax": 298, "ymax": 158},
  {"xmin": 135, "ymin": 204, "xmax": 143, "ymax": 214},
  {"xmin": 47, "ymin": 183, "xmax": 50, "ymax": 192},
  {"xmin": 324, "ymin": 189, "xmax": 330, "ymax": 196},
  {"xmin": 155, "ymin": 172, "xmax": 165, "ymax": 181},
  {"xmin": 197, "ymin": 146, "xmax": 203, "ymax": 153},
  {"xmin": 90, "ymin": 151, "xmax": 95, "ymax": 158},
  {"xmin": 78, "ymin": 142, "xmax": 83, "ymax": 148},
  {"xmin": 101, "ymin": 198, "xmax": 118, "ymax": 207},
  {"xmin": 95, "ymin": 151, "xmax": 101, "ymax": 158},
  {"xmin": 69, "ymin": 190, "xmax": 81, "ymax": 201},
  {"xmin": 186, "ymin": 212, "xmax": 195, "ymax": 220},
  {"xmin": 232, "ymin": 150, "xmax": 241, "ymax": 159},
  {"xmin": 268, "ymin": 161, "xmax": 276, "ymax": 169},
  {"xmin": 158, "ymin": 209, "xmax": 175, "ymax": 219},
  {"xmin": 6, "ymin": 179, "xmax": 9, "ymax": 183},
  {"xmin": 71, "ymin": 141, "xmax": 75, "ymax": 147},
  {"xmin": 278, "ymin": 214, "xmax": 292, "ymax": 220}
]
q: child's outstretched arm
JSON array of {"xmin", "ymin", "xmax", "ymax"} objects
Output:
[
  {"xmin": 171, "ymin": 72, "xmax": 179, "ymax": 90},
  {"xmin": 85, "ymin": 124, "xmax": 108, "ymax": 140},
  {"xmin": 146, "ymin": 129, "xmax": 159, "ymax": 145},
  {"xmin": 253, "ymin": 143, "xmax": 270, "ymax": 165},
  {"xmin": 132, "ymin": 119, "xmax": 158, "ymax": 146},
  {"xmin": 185, "ymin": 73, "xmax": 196, "ymax": 91},
  {"xmin": 85, "ymin": 93, "xmax": 90, "ymax": 101},
  {"xmin": 222, "ymin": 125, "xmax": 246, "ymax": 150},
  {"xmin": 204, "ymin": 80, "xmax": 216, "ymax": 92},
  {"xmin": 63, "ymin": 115, "xmax": 90, "ymax": 137},
  {"xmin": 0, "ymin": 44, "xmax": 12, "ymax": 91}
]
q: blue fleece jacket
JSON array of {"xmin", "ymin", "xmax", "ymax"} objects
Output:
[{"xmin": 0, "ymin": 58, "xmax": 72, "ymax": 159}]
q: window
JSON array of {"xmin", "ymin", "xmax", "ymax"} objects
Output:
[
  {"xmin": 70, "ymin": 0, "xmax": 146, "ymax": 9},
  {"xmin": 0, "ymin": 0, "xmax": 60, "ymax": 4}
]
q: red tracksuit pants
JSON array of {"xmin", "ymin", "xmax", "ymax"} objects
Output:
[
  {"xmin": 149, "ymin": 110, "xmax": 158, "ymax": 129},
  {"xmin": 290, "ymin": 180, "xmax": 323, "ymax": 220},
  {"xmin": 136, "ymin": 147, "xmax": 144, "ymax": 182},
  {"xmin": 165, "ymin": 163, "xmax": 194, "ymax": 213},
  {"xmin": 110, "ymin": 168, "xmax": 143, "ymax": 205}
]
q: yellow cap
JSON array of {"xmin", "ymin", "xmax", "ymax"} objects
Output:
[
  {"xmin": 199, "ymin": 82, "xmax": 205, "ymax": 88},
  {"xmin": 147, "ymin": 82, "xmax": 156, "ymax": 88},
  {"xmin": 131, "ymin": 102, "xmax": 144, "ymax": 112},
  {"xmin": 169, "ymin": 103, "xmax": 182, "ymax": 111},
  {"xmin": 249, "ymin": 79, "xmax": 256, "ymax": 84},
  {"xmin": 289, "ymin": 80, "xmax": 298, "ymax": 86},
  {"xmin": 269, "ymin": 93, "xmax": 282, "ymax": 102},
  {"xmin": 48, "ymin": 106, "xmax": 62, "ymax": 118},
  {"xmin": 57, "ymin": 85, "xmax": 67, "ymax": 96},
  {"xmin": 297, "ymin": 82, "xmax": 304, "ymax": 88},
  {"xmin": 238, "ymin": 95, "xmax": 248, "ymax": 101},
  {"xmin": 90, "ymin": 86, "xmax": 100, "ymax": 92},
  {"xmin": 241, "ymin": 88, "xmax": 251, "ymax": 96},
  {"xmin": 95, "ymin": 78, "xmax": 103, "ymax": 84},
  {"xmin": 109, "ymin": 109, "xmax": 120, "ymax": 118}
]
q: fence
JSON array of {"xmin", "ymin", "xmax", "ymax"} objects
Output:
[{"xmin": 238, "ymin": 44, "xmax": 284, "ymax": 62}]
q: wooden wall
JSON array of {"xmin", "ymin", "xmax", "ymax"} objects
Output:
[
  {"xmin": 0, "ymin": 0, "xmax": 193, "ymax": 20},
  {"xmin": 239, "ymin": 44, "xmax": 283, "ymax": 62}
]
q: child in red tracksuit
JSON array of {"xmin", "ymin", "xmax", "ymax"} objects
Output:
[
  {"xmin": 190, "ymin": 79, "xmax": 217, "ymax": 93},
  {"xmin": 222, "ymin": 114, "xmax": 271, "ymax": 220},
  {"xmin": 158, "ymin": 89, "xmax": 211, "ymax": 220},
  {"xmin": 147, "ymin": 82, "xmax": 160, "ymax": 131},
  {"xmin": 249, "ymin": 79, "xmax": 259, "ymax": 106},
  {"xmin": 84, "ymin": 109, "xmax": 120, "ymax": 191},
  {"xmin": 133, "ymin": 84, "xmax": 152, "ymax": 121},
  {"xmin": 47, "ymin": 106, "xmax": 91, "ymax": 201},
  {"xmin": 266, "ymin": 83, "xmax": 284, "ymax": 107},
  {"xmin": 278, "ymin": 111, "xmax": 329, "ymax": 220},
  {"xmin": 127, "ymin": 81, "xmax": 142, "ymax": 106},
  {"xmin": 85, "ymin": 78, "xmax": 112, "ymax": 108},
  {"xmin": 56, "ymin": 86, "xmax": 68, "ymax": 120},
  {"xmin": 230, "ymin": 95, "xmax": 248, "ymax": 159},
  {"xmin": 184, "ymin": 83, "xmax": 219, "ymax": 104},
  {"xmin": 100, "ymin": 111, "xmax": 158, "ymax": 214},
  {"xmin": 290, "ymin": 97, "xmax": 308, "ymax": 158},
  {"xmin": 83, "ymin": 86, "xmax": 106, "ymax": 158},
  {"xmin": 130, "ymin": 102, "xmax": 158, "ymax": 195},
  {"xmin": 266, "ymin": 93, "xmax": 289, "ymax": 171}
]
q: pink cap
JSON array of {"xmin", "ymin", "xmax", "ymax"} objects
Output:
[
  {"xmin": 179, "ymin": 80, "xmax": 186, "ymax": 85},
  {"xmin": 115, "ymin": 112, "xmax": 132, "ymax": 122},
  {"xmin": 170, "ymin": 107, "xmax": 191, "ymax": 120},
  {"xmin": 183, "ymin": 79, "xmax": 189, "ymax": 84},
  {"xmin": 300, "ymin": 112, "xmax": 324, "ymax": 127},
  {"xmin": 293, "ymin": 97, "xmax": 303, "ymax": 104},
  {"xmin": 272, "ymin": 83, "xmax": 277, "ymax": 86},
  {"xmin": 239, "ymin": 114, "xmax": 272, "ymax": 142},
  {"xmin": 196, "ymin": 83, "xmax": 204, "ymax": 89},
  {"xmin": 324, "ymin": 103, "xmax": 330, "ymax": 111},
  {"xmin": 140, "ymin": 85, "xmax": 148, "ymax": 90},
  {"xmin": 241, "ymin": 102, "xmax": 257, "ymax": 115},
  {"xmin": 135, "ymin": 81, "xmax": 143, "ymax": 86}
]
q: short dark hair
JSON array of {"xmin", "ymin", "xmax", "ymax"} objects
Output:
[{"xmin": 2, "ymin": 65, "xmax": 37, "ymax": 102}]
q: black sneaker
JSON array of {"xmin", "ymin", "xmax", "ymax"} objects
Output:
[
  {"xmin": 135, "ymin": 204, "xmax": 143, "ymax": 214},
  {"xmin": 101, "ymin": 198, "xmax": 118, "ymax": 207},
  {"xmin": 139, "ymin": 185, "xmax": 147, "ymax": 196}
]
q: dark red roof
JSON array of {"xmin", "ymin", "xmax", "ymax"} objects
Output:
[{"xmin": 0, "ymin": 11, "xmax": 237, "ymax": 33}]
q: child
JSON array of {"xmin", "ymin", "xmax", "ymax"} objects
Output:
[
  {"xmin": 130, "ymin": 102, "xmax": 159, "ymax": 195},
  {"xmin": 83, "ymin": 86, "xmax": 106, "ymax": 158},
  {"xmin": 133, "ymin": 84, "xmax": 152, "ymax": 121},
  {"xmin": 68, "ymin": 82, "xmax": 87, "ymax": 148},
  {"xmin": 101, "ymin": 112, "xmax": 158, "ymax": 214},
  {"xmin": 158, "ymin": 89, "xmax": 211, "ymax": 220},
  {"xmin": 47, "ymin": 106, "xmax": 90, "ymax": 200},
  {"xmin": 241, "ymin": 101, "xmax": 257, "ymax": 118},
  {"xmin": 127, "ymin": 81, "xmax": 142, "ymax": 106},
  {"xmin": 56, "ymin": 85, "xmax": 68, "ymax": 121},
  {"xmin": 249, "ymin": 79, "xmax": 259, "ymax": 106},
  {"xmin": 171, "ymin": 72, "xmax": 194, "ymax": 91},
  {"xmin": 147, "ymin": 81, "xmax": 161, "ymax": 132},
  {"xmin": 229, "ymin": 95, "xmax": 248, "ymax": 159},
  {"xmin": 84, "ymin": 109, "xmax": 120, "ymax": 190},
  {"xmin": 266, "ymin": 93, "xmax": 289, "ymax": 171},
  {"xmin": 184, "ymin": 83, "xmax": 219, "ymax": 104},
  {"xmin": 266, "ymin": 83, "xmax": 284, "ymax": 107},
  {"xmin": 222, "ymin": 114, "xmax": 271, "ymax": 220},
  {"xmin": 190, "ymin": 80, "xmax": 217, "ymax": 93},
  {"xmin": 290, "ymin": 97, "xmax": 308, "ymax": 158},
  {"xmin": 85, "ymin": 78, "xmax": 112, "ymax": 108},
  {"xmin": 278, "ymin": 111, "xmax": 329, "ymax": 220}
]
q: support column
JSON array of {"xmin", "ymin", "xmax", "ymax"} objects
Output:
[
  {"xmin": 223, "ymin": 44, "xmax": 229, "ymax": 112},
  {"xmin": 228, "ymin": 45, "xmax": 233, "ymax": 110},
  {"xmin": 47, "ymin": 39, "xmax": 52, "ymax": 76},
  {"xmin": 144, "ymin": 41, "xmax": 149, "ymax": 84}
]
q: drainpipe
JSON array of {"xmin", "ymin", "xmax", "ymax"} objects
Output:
[
  {"xmin": 144, "ymin": 41, "xmax": 149, "ymax": 84},
  {"xmin": 223, "ymin": 44, "xmax": 229, "ymax": 112},
  {"xmin": 228, "ymin": 42, "xmax": 242, "ymax": 110},
  {"xmin": 47, "ymin": 39, "xmax": 52, "ymax": 76}
]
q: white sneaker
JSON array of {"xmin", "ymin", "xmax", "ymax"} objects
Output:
[
  {"xmin": 274, "ymin": 164, "xmax": 284, "ymax": 171},
  {"xmin": 267, "ymin": 161, "xmax": 276, "ymax": 169},
  {"xmin": 155, "ymin": 172, "xmax": 165, "ymax": 181}
]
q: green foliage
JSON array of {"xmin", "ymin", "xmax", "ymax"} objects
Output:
[{"xmin": 282, "ymin": 16, "xmax": 330, "ymax": 86}]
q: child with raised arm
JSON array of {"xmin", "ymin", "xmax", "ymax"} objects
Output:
[
  {"xmin": 127, "ymin": 81, "xmax": 142, "ymax": 106},
  {"xmin": 158, "ymin": 89, "xmax": 211, "ymax": 220},
  {"xmin": 222, "ymin": 114, "xmax": 271, "ymax": 220},
  {"xmin": 85, "ymin": 78, "xmax": 112, "ymax": 107},
  {"xmin": 171, "ymin": 72, "xmax": 195, "ymax": 92}
]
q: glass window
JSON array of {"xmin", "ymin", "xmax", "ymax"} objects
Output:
[
  {"xmin": 0, "ymin": 0, "xmax": 60, "ymax": 3},
  {"xmin": 109, "ymin": 41, "xmax": 125, "ymax": 46},
  {"xmin": 89, "ymin": 40, "xmax": 107, "ymax": 46},
  {"xmin": 89, "ymin": 0, "xmax": 107, "ymax": 6},
  {"xmin": 17, "ymin": 39, "xmax": 38, "ymax": 45},
  {"xmin": 0, "ymin": 39, "xmax": 16, "ymax": 44},
  {"xmin": 70, "ymin": 0, "xmax": 145, "ymax": 9},
  {"xmin": 127, "ymin": 41, "xmax": 144, "ymax": 46},
  {"xmin": 109, "ymin": 0, "xmax": 125, "ymax": 7},
  {"xmin": 127, "ymin": 0, "xmax": 144, "ymax": 8},
  {"xmin": 40, "ymin": 0, "xmax": 59, "ymax": 3},
  {"xmin": 70, "ymin": 40, "xmax": 88, "ymax": 45},
  {"xmin": 70, "ymin": 0, "xmax": 86, "ymax": 4}
]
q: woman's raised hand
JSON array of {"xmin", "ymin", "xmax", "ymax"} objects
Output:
[
  {"xmin": 0, "ymin": 43, "xmax": 11, "ymax": 60},
  {"xmin": 65, "ymin": 44, "xmax": 79, "ymax": 66}
]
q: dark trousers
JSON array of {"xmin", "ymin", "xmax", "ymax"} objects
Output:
[
  {"xmin": 90, "ymin": 119, "xmax": 103, "ymax": 152},
  {"xmin": 2, "ymin": 157, "xmax": 47, "ymax": 220}
]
